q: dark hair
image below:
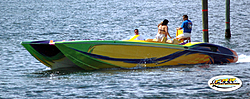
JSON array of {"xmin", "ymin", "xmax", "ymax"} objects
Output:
[
  {"xmin": 183, "ymin": 15, "xmax": 188, "ymax": 19},
  {"xmin": 134, "ymin": 29, "xmax": 139, "ymax": 32},
  {"xmin": 162, "ymin": 19, "xmax": 169, "ymax": 25}
]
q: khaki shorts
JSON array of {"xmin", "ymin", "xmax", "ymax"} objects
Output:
[{"xmin": 176, "ymin": 33, "xmax": 191, "ymax": 39}]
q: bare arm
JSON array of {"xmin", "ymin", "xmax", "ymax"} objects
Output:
[
  {"xmin": 165, "ymin": 26, "xmax": 172, "ymax": 39},
  {"xmin": 157, "ymin": 21, "xmax": 163, "ymax": 27},
  {"xmin": 157, "ymin": 26, "xmax": 161, "ymax": 34}
]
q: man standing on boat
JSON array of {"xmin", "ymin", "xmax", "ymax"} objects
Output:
[{"xmin": 176, "ymin": 15, "xmax": 192, "ymax": 42}]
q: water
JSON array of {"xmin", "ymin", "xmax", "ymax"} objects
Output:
[{"xmin": 1, "ymin": 0, "xmax": 250, "ymax": 98}]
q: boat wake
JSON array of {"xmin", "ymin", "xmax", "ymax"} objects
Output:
[{"xmin": 237, "ymin": 54, "xmax": 250, "ymax": 63}]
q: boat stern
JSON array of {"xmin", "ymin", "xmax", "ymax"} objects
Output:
[{"xmin": 21, "ymin": 40, "xmax": 77, "ymax": 69}]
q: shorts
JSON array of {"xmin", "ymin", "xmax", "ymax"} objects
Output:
[
  {"xmin": 176, "ymin": 33, "xmax": 191, "ymax": 39},
  {"xmin": 155, "ymin": 34, "xmax": 165, "ymax": 41}
]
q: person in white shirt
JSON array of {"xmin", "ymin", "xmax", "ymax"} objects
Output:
[
  {"xmin": 123, "ymin": 29, "xmax": 146, "ymax": 40},
  {"xmin": 131, "ymin": 29, "xmax": 145, "ymax": 40}
]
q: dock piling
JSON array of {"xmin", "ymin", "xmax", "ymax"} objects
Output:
[
  {"xmin": 225, "ymin": 0, "xmax": 231, "ymax": 38},
  {"xmin": 202, "ymin": 0, "xmax": 209, "ymax": 42}
]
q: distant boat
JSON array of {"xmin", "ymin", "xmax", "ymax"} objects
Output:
[{"xmin": 21, "ymin": 31, "xmax": 238, "ymax": 70}]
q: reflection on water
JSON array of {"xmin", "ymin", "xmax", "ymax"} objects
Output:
[
  {"xmin": 238, "ymin": 54, "xmax": 250, "ymax": 63},
  {"xmin": 29, "ymin": 67, "xmax": 86, "ymax": 77}
]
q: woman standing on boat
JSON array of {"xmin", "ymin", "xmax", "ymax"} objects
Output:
[{"xmin": 156, "ymin": 19, "xmax": 172, "ymax": 42}]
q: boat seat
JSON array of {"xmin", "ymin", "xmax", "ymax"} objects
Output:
[
  {"xmin": 146, "ymin": 38, "xmax": 178, "ymax": 44},
  {"xmin": 146, "ymin": 39, "xmax": 157, "ymax": 42},
  {"xmin": 161, "ymin": 37, "xmax": 181, "ymax": 44}
]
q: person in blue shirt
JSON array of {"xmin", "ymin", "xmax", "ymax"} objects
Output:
[{"xmin": 176, "ymin": 15, "xmax": 192, "ymax": 42}]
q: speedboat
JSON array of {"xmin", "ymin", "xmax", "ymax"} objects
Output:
[{"xmin": 21, "ymin": 31, "xmax": 238, "ymax": 70}]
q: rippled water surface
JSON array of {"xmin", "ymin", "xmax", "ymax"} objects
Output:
[{"xmin": 1, "ymin": 0, "xmax": 250, "ymax": 98}]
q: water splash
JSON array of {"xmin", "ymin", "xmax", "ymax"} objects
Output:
[{"xmin": 237, "ymin": 54, "xmax": 250, "ymax": 63}]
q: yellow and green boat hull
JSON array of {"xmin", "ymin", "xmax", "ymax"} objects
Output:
[{"xmin": 51, "ymin": 40, "xmax": 238, "ymax": 70}]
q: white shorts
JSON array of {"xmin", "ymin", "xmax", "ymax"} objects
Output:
[
  {"xmin": 155, "ymin": 34, "xmax": 165, "ymax": 41},
  {"xmin": 176, "ymin": 33, "xmax": 191, "ymax": 39}
]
